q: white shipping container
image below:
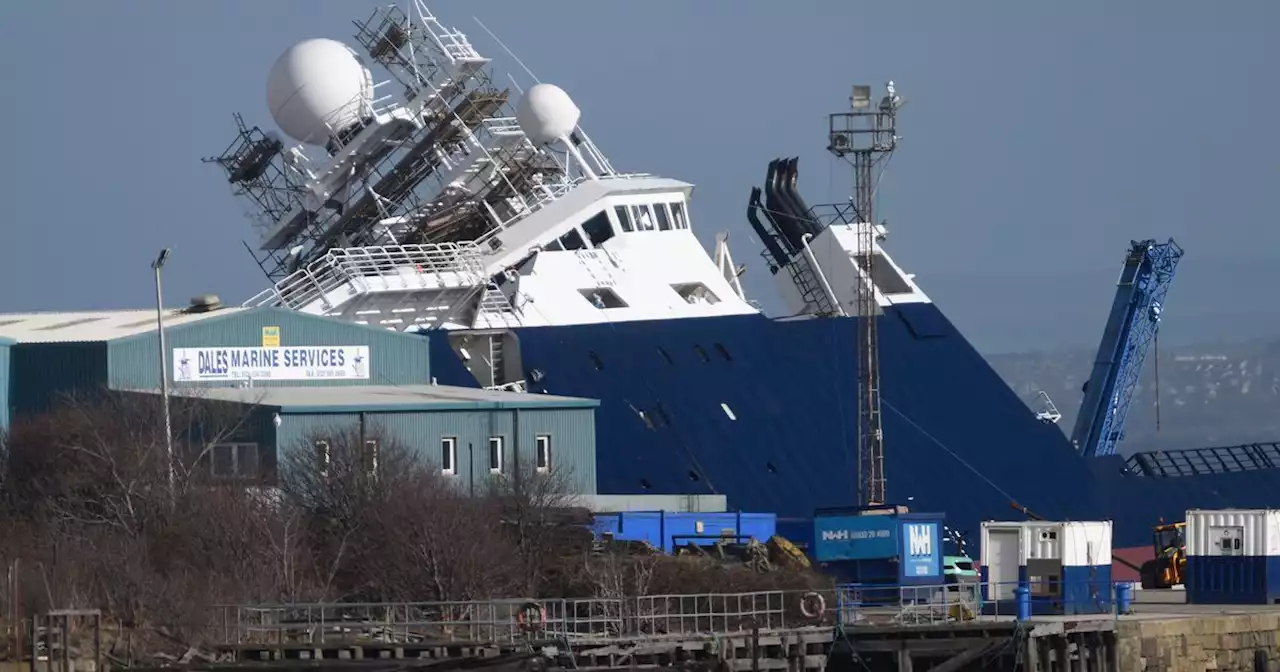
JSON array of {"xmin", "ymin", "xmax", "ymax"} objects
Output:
[
  {"xmin": 981, "ymin": 521, "xmax": 1113, "ymax": 567},
  {"xmin": 1186, "ymin": 509, "xmax": 1280, "ymax": 557}
]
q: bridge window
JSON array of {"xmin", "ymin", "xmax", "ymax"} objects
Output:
[
  {"xmin": 559, "ymin": 228, "xmax": 586, "ymax": 251},
  {"xmin": 580, "ymin": 287, "xmax": 628, "ymax": 309},
  {"xmin": 614, "ymin": 205, "xmax": 634, "ymax": 232},
  {"xmin": 670, "ymin": 202, "xmax": 688, "ymax": 229},
  {"xmin": 672, "ymin": 282, "xmax": 721, "ymax": 305},
  {"xmin": 582, "ymin": 211, "xmax": 615, "ymax": 246},
  {"xmin": 544, "ymin": 239, "xmax": 564, "ymax": 251},
  {"xmin": 653, "ymin": 203, "xmax": 672, "ymax": 230},
  {"xmin": 633, "ymin": 205, "xmax": 655, "ymax": 231}
]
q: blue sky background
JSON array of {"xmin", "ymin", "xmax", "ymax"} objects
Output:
[{"xmin": 0, "ymin": 1, "xmax": 1275, "ymax": 353}]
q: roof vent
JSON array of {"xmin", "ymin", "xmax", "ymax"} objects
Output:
[{"xmin": 187, "ymin": 294, "xmax": 223, "ymax": 313}]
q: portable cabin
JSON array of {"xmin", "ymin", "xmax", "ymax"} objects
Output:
[
  {"xmin": 980, "ymin": 520, "xmax": 1113, "ymax": 615},
  {"xmin": 1185, "ymin": 509, "xmax": 1280, "ymax": 605},
  {"xmin": 812, "ymin": 509, "xmax": 946, "ymax": 598}
]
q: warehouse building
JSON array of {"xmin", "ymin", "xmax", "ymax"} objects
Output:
[
  {"xmin": 148, "ymin": 385, "xmax": 598, "ymax": 494},
  {"xmin": 0, "ymin": 336, "xmax": 12, "ymax": 431},
  {"xmin": 0, "ymin": 300, "xmax": 601, "ymax": 494},
  {"xmin": 0, "ymin": 299, "xmax": 433, "ymax": 420}
]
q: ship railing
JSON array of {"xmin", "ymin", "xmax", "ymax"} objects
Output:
[
  {"xmin": 484, "ymin": 380, "xmax": 527, "ymax": 393},
  {"xmin": 835, "ymin": 579, "xmax": 1130, "ymax": 628},
  {"xmin": 207, "ymin": 590, "xmax": 843, "ymax": 646},
  {"xmin": 244, "ymin": 243, "xmax": 488, "ymax": 311}
]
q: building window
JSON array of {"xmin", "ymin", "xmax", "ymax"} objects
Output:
[
  {"xmin": 314, "ymin": 440, "xmax": 331, "ymax": 477},
  {"xmin": 361, "ymin": 439, "xmax": 380, "ymax": 477},
  {"xmin": 441, "ymin": 436, "xmax": 457, "ymax": 475},
  {"xmin": 489, "ymin": 436, "xmax": 504, "ymax": 474},
  {"xmin": 535, "ymin": 434, "xmax": 551, "ymax": 473},
  {"xmin": 208, "ymin": 442, "xmax": 259, "ymax": 479}
]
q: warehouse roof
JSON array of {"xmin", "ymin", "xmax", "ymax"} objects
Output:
[
  {"xmin": 0, "ymin": 307, "xmax": 250, "ymax": 343},
  {"xmin": 152, "ymin": 384, "xmax": 599, "ymax": 412}
]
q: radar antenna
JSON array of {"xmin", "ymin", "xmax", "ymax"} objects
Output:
[{"xmin": 827, "ymin": 82, "xmax": 902, "ymax": 507}]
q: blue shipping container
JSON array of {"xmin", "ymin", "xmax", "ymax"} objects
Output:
[
  {"xmin": 813, "ymin": 512, "xmax": 945, "ymax": 585},
  {"xmin": 592, "ymin": 511, "xmax": 777, "ymax": 554}
]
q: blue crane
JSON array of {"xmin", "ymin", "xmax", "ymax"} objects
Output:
[{"xmin": 1071, "ymin": 239, "xmax": 1184, "ymax": 458}]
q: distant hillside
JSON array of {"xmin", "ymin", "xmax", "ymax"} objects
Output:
[{"xmin": 985, "ymin": 340, "xmax": 1280, "ymax": 456}]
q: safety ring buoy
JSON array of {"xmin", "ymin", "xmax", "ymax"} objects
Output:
[
  {"xmin": 515, "ymin": 601, "xmax": 547, "ymax": 632},
  {"xmin": 799, "ymin": 591, "xmax": 826, "ymax": 619}
]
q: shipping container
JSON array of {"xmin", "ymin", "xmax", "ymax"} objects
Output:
[
  {"xmin": 980, "ymin": 520, "xmax": 1113, "ymax": 615},
  {"xmin": 1185, "ymin": 508, "xmax": 1280, "ymax": 605},
  {"xmin": 813, "ymin": 511, "xmax": 946, "ymax": 589},
  {"xmin": 592, "ymin": 511, "xmax": 777, "ymax": 553}
]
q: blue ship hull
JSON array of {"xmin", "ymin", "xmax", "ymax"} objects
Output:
[{"xmin": 425, "ymin": 303, "xmax": 1280, "ymax": 549}]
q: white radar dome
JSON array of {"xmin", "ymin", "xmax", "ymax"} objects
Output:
[
  {"xmin": 266, "ymin": 38, "xmax": 374, "ymax": 146},
  {"xmin": 515, "ymin": 83, "xmax": 581, "ymax": 146}
]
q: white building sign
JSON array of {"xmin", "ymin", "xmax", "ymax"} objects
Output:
[{"xmin": 173, "ymin": 346, "xmax": 370, "ymax": 382}]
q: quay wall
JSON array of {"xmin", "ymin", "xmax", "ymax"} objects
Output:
[{"xmin": 1116, "ymin": 613, "xmax": 1280, "ymax": 672}]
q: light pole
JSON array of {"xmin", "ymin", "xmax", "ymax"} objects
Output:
[{"xmin": 152, "ymin": 248, "xmax": 175, "ymax": 503}]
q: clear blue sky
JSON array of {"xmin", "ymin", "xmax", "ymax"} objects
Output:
[{"xmin": 1, "ymin": 1, "xmax": 1275, "ymax": 352}]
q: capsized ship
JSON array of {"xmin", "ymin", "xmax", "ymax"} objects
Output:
[{"xmin": 206, "ymin": 2, "xmax": 1280, "ymax": 550}]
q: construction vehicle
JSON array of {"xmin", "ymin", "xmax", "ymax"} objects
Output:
[{"xmin": 1139, "ymin": 521, "xmax": 1186, "ymax": 589}]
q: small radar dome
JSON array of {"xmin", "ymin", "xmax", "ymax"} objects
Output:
[
  {"xmin": 266, "ymin": 38, "xmax": 374, "ymax": 146},
  {"xmin": 516, "ymin": 83, "xmax": 581, "ymax": 146}
]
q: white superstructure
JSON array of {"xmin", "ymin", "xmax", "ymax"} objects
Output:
[{"xmin": 207, "ymin": 2, "xmax": 931, "ymax": 388}]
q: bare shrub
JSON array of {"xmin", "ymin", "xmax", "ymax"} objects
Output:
[{"xmin": 0, "ymin": 392, "xmax": 834, "ymax": 655}]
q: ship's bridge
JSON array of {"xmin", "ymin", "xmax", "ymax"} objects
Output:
[{"xmin": 244, "ymin": 174, "xmax": 759, "ymax": 332}]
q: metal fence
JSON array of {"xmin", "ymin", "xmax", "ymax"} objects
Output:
[
  {"xmin": 833, "ymin": 579, "xmax": 1125, "ymax": 628},
  {"xmin": 212, "ymin": 590, "xmax": 836, "ymax": 645},
  {"xmin": 203, "ymin": 579, "xmax": 1130, "ymax": 647}
]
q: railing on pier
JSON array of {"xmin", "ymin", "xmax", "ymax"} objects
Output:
[
  {"xmin": 212, "ymin": 590, "xmax": 829, "ymax": 646},
  {"xmin": 835, "ymin": 579, "xmax": 1128, "ymax": 628},
  {"xmin": 209, "ymin": 581, "xmax": 1133, "ymax": 647}
]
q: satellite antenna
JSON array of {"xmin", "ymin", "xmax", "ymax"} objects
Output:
[{"xmin": 205, "ymin": 2, "xmax": 618, "ymax": 285}]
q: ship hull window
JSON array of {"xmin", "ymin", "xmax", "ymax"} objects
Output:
[
  {"xmin": 670, "ymin": 201, "xmax": 688, "ymax": 229},
  {"xmin": 580, "ymin": 287, "xmax": 628, "ymax": 308},
  {"xmin": 614, "ymin": 205, "xmax": 634, "ymax": 232},
  {"xmin": 559, "ymin": 228, "xmax": 586, "ymax": 251},
  {"xmin": 672, "ymin": 282, "xmax": 721, "ymax": 305},
  {"xmin": 653, "ymin": 203, "xmax": 672, "ymax": 230},
  {"xmin": 582, "ymin": 211, "xmax": 615, "ymax": 246}
]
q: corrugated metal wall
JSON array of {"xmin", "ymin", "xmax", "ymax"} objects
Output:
[
  {"xmin": 0, "ymin": 340, "xmax": 10, "ymax": 431},
  {"xmin": 8, "ymin": 342, "xmax": 110, "ymax": 415},
  {"xmin": 274, "ymin": 407, "xmax": 597, "ymax": 494},
  {"xmin": 107, "ymin": 307, "xmax": 431, "ymax": 390}
]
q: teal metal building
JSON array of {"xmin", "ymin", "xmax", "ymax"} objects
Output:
[
  {"xmin": 0, "ymin": 302, "xmax": 600, "ymax": 494},
  {"xmin": 156, "ymin": 385, "xmax": 599, "ymax": 494},
  {"xmin": 0, "ymin": 303, "xmax": 433, "ymax": 417},
  {"xmin": 0, "ymin": 336, "xmax": 12, "ymax": 432}
]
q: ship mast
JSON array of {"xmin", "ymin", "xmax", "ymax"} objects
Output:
[{"xmin": 827, "ymin": 83, "xmax": 902, "ymax": 507}]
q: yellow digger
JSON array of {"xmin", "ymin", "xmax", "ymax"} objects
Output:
[{"xmin": 1139, "ymin": 521, "xmax": 1186, "ymax": 589}]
